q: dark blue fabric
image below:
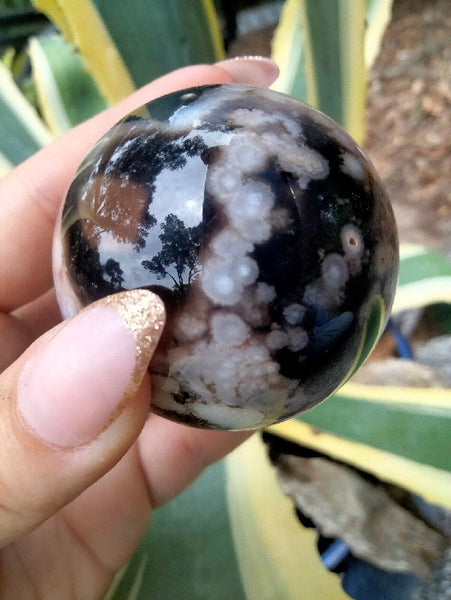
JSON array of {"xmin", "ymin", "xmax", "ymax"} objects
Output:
[{"xmin": 342, "ymin": 555, "xmax": 420, "ymax": 600}]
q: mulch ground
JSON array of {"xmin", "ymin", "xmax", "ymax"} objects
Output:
[
  {"xmin": 365, "ymin": 0, "xmax": 450, "ymax": 256},
  {"xmin": 229, "ymin": 0, "xmax": 451, "ymax": 256}
]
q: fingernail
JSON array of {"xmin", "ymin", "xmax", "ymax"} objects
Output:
[
  {"xmin": 215, "ymin": 56, "xmax": 279, "ymax": 87},
  {"xmin": 17, "ymin": 290, "xmax": 165, "ymax": 448}
]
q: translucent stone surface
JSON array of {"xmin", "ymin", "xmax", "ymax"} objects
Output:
[{"xmin": 53, "ymin": 84, "xmax": 399, "ymax": 430}]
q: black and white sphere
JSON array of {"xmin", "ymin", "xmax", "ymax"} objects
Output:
[{"xmin": 53, "ymin": 84, "xmax": 398, "ymax": 430}]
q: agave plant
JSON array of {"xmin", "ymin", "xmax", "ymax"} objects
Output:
[
  {"xmin": 1, "ymin": 0, "xmax": 393, "ymax": 167},
  {"xmin": 0, "ymin": 1, "xmax": 449, "ymax": 598}
]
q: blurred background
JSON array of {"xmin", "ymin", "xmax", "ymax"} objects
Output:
[
  {"xmin": 1, "ymin": 0, "xmax": 449, "ymax": 254},
  {"xmin": 0, "ymin": 1, "xmax": 449, "ymax": 598}
]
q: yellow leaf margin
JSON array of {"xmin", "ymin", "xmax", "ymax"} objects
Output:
[
  {"xmin": 32, "ymin": 0, "xmax": 135, "ymax": 104},
  {"xmin": 0, "ymin": 60, "xmax": 52, "ymax": 147},
  {"xmin": 269, "ymin": 420, "xmax": 451, "ymax": 509},
  {"xmin": 339, "ymin": 381, "xmax": 451, "ymax": 412},
  {"xmin": 365, "ymin": 0, "xmax": 394, "ymax": 69},
  {"xmin": 337, "ymin": 0, "xmax": 366, "ymax": 143},
  {"xmin": 201, "ymin": 0, "xmax": 226, "ymax": 62},
  {"xmin": 226, "ymin": 435, "xmax": 350, "ymax": 599},
  {"xmin": 271, "ymin": 0, "xmax": 305, "ymax": 97},
  {"xmin": 28, "ymin": 37, "xmax": 72, "ymax": 136}
]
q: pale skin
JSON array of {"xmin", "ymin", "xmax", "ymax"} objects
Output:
[{"xmin": 0, "ymin": 60, "xmax": 279, "ymax": 598}]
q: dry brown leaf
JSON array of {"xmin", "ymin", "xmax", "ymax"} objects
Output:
[{"xmin": 276, "ymin": 454, "xmax": 448, "ymax": 578}]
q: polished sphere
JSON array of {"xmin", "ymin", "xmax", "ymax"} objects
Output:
[{"xmin": 53, "ymin": 84, "xmax": 398, "ymax": 430}]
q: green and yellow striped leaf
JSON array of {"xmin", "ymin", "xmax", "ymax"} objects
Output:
[
  {"xmin": 105, "ymin": 436, "xmax": 350, "ymax": 599},
  {"xmin": 226, "ymin": 435, "xmax": 349, "ymax": 599},
  {"xmin": 29, "ymin": 33, "xmax": 107, "ymax": 136},
  {"xmin": 0, "ymin": 58, "xmax": 52, "ymax": 171},
  {"xmin": 91, "ymin": 0, "xmax": 224, "ymax": 86},
  {"xmin": 105, "ymin": 454, "xmax": 247, "ymax": 599},
  {"xmin": 272, "ymin": 0, "xmax": 394, "ymax": 142},
  {"xmin": 365, "ymin": 0, "xmax": 394, "ymax": 69},
  {"xmin": 270, "ymin": 0, "xmax": 307, "ymax": 102},
  {"xmin": 32, "ymin": 0, "xmax": 224, "ymax": 105},
  {"xmin": 394, "ymin": 244, "xmax": 451, "ymax": 312},
  {"xmin": 32, "ymin": 0, "xmax": 136, "ymax": 104}
]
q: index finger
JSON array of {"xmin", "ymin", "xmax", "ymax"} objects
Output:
[{"xmin": 0, "ymin": 63, "xmax": 244, "ymax": 313}]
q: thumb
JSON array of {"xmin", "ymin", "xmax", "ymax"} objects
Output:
[{"xmin": 0, "ymin": 289, "xmax": 165, "ymax": 547}]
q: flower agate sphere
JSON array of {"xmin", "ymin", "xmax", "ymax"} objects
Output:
[{"xmin": 53, "ymin": 84, "xmax": 398, "ymax": 430}]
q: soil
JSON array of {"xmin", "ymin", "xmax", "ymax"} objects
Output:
[
  {"xmin": 366, "ymin": 0, "xmax": 450, "ymax": 256},
  {"xmin": 229, "ymin": 0, "xmax": 451, "ymax": 257}
]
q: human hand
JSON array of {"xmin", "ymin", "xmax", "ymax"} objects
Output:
[{"xmin": 0, "ymin": 57, "xmax": 279, "ymax": 599}]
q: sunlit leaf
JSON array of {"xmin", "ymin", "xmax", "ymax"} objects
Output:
[
  {"xmin": 0, "ymin": 58, "xmax": 51, "ymax": 167},
  {"xmin": 29, "ymin": 33, "xmax": 106, "ymax": 135},
  {"xmin": 293, "ymin": 383, "xmax": 451, "ymax": 471},
  {"xmin": 272, "ymin": 0, "xmax": 394, "ymax": 143},
  {"xmin": 103, "ymin": 435, "xmax": 352, "ymax": 599},
  {"xmin": 394, "ymin": 245, "xmax": 451, "ymax": 312},
  {"xmin": 270, "ymin": 0, "xmax": 307, "ymax": 101},
  {"xmin": 91, "ymin": 0, "xmax": 224, "ymax": 87},
  {"xmin": 365, "ymin": 0, "xmax": 394, "ymax": 68},
  {"xmin": 32, "ymin": 0, "xmax": 224, "ymax": 105},
  {"xmin": 272, "ymin": 0, "xmax": 367, "ymax": 142},
  {"xmin": 32, "ymin": 0, "xmax": 136, "ymax": 103},
  {"xmin": 226, "ymin": 435, "xmax": 350, "ymax": 599},
  {"xmin": 1, "ymin": 47, "xmax": 15, "ymax": 70}
]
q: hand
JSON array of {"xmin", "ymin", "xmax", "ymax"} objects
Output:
[{"xmin": 0, "ymin": 57, "xmax": 279, "ymax": 598}]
